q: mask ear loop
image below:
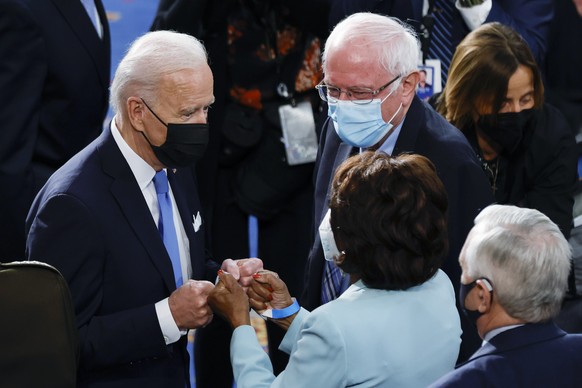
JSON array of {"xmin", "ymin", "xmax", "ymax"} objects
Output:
[
  {"xmin": 141, "ymin": 98, "xmax": 168, "ymax": 127},
  {"xmin": 477, "ymin": 278, "xmax": 494, "ymax": 304},
  {"xmin": 334, "ymin": 251, "xmax": 346, "ymax": 265},
  {"xmin": 379, "ymin": 79, "xmax": 403, "ymax": 125}
]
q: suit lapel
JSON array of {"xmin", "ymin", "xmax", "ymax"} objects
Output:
[
  {"xmin": 99, "ymin": 129, "xmax": 177, "ymax": 292},
  {"xmin": 167, "ymin": 169, "xmax": 204, "ymax": 280},
  {"xmin": 392, "ymin": 96, "xmax": 424, "ymax": 156},
  {"xmin": 51, "ymin": 0, "xmax": 110, "ymax": 89},
  {"xmin": 462, "ymin": 322, "xmax": 567, "ymax": 365},
  {"xmin": 94, "ymin": 0, "xmax": 111, "ymax": 86},
  {"xmin": 320, "ymin": 142, "xmax": 353, "ymax": 224}
]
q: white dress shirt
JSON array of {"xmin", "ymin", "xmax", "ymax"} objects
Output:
[{"xmin": 111, "ymin": 118, "xmax": 191, "ymax": 344}]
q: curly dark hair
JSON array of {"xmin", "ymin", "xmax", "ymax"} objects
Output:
[{"xmin": 329, "ymin": 151, "xmax": 449, "ymax": 290}]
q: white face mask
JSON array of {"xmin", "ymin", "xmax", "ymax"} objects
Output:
[
  {"xmin": 318, "ymin": 209, "xmax": 342, "ymax": 262},
  {"xmin": 329, "ymin": 89, "xmax": 402, "ymax": 148}
]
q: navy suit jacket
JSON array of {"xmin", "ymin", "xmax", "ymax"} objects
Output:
[
  {"xmin": 302, "ymin": 96, "xmax": 493, "ymax": 358},
  {"xmin": 302, "ymin": 96, "xmax": 492, "ymax": 309},
  {"xmin": 430, "ymin": 321, "xmax": 582, "ymax": 387},
  {"xmin": 25, "ymin": 127, "xmax": 219, "ymax": 388},
  {"xmin": 0, "ymin": 0, "xmax": 111, "ymax": 260},
  {"xmin": 328, "ymin": 0, "xmax": 552, "ymax": 66}
]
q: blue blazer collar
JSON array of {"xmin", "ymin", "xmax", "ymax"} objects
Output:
[
  {"xmin": 463, "ymin": 321, "xmax": 566, "ymax": 364},
  {"xmin": 97, "ymin": 127, "xmax": 181, "ymax": 292}
]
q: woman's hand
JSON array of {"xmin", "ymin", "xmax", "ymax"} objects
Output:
[
  {"xmin": 247, "ymin": 270, "xmax": 298, "ymax": 330},
  {"xmin": 208, "ymin": 270, "xmax": 251, "ymax": 329}
]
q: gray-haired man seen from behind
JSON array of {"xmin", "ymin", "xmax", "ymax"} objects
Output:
[{"xmin": 431, "ymin": 204, "xmax": 582, "ymax": 387}]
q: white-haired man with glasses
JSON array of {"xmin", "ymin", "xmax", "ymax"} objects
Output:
[
  {"xmin": 302, "ymin": 12, "xmax": 494, "ymax": 362},
  {"xmin": 430, "ymin": 204, "xmax": 582, "ymax": 387}
]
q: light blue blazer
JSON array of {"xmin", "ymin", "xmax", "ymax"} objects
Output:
[{"xmin": 231, "ymin": 269, "xmax": 462, "ymax": 387}]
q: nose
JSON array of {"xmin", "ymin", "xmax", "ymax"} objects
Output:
[
  {"xmin": 337, "ymin": 89, "xmax": 351, "ymax": 101},
  {"xmin": 507, "ymin": 101, "xmax": 521, "ymax": 113}
]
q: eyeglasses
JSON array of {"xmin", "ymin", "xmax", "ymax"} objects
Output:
[{"xmin": 315, "ymin": 75, "xmax": 401, "ymax": 105}]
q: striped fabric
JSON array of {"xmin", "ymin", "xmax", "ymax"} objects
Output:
[
  {"xmin": 428, "ymin": 0, "xmax": 455, "ymax": 86},
  {"xmin": 321, "ymin": 260, "xmax": 345, "ymax": 304}
]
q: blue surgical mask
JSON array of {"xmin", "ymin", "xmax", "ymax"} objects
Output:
[{"xmin": 328, "ymin": 90, "xmax": 402, "ymax": 148}]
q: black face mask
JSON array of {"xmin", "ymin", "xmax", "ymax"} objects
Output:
[
  {"xmin": 477, "ymin": 109, "xmax": 535, "ymax": 156},
  {"xmin": 459, "ymin": 278, "xmax": 494, "ymax": 328},
  {"xmin": 141, "ymin": 99, "xmax": 209, "ymax": 168}
]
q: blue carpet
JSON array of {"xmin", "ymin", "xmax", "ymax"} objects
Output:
[{"xmin": 103, "ymin": 0, "xmax": 158, "ymax": 125}]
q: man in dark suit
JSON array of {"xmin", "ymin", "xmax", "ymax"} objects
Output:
[
  {"xmin": 328, "ymin": 0, "xmax": 553, "ymax": 84},
  {"xmin": 0, "ymin": 0, "xmax": 111, "ymax": 260},
  {"xmin": 151, "ymin": 2, "xmax": 330, "ymax": 386},
  {"xmin": 430, "ymin": 204, "xmax": 582, "ymax": 387},
  {"xmin": 25, "ymin": 30, "xmax": 262, "ymax": 388},
  {"xmin": 302, "ymin": 12, "xmax": 494, "ymax": 361}
]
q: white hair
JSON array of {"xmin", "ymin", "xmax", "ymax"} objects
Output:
[
  {"xmin": 462, "ymin": 204, "xmax": 571, "ymax": 322},
  {"xmin": 322, "ymin": 12, "xmax": 420, "ymax": 92},
  {"xmin": 110, "ymin": 30, "xmax": 208, "ymax": 116}
]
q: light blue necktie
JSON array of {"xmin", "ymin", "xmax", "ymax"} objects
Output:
[{"xmin": 153, "ymin": 170, "xmax": 183, "ymax": 288}]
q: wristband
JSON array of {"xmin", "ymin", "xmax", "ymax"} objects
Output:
[{"xmin": 260, "ymin": 298, "xmax": 300, "ymax": 319}]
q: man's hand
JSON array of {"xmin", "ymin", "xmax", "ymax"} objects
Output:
[
  {"xmin": 221, "ymin": 257, "xmax": 263, "ymax": 289},
  {"xmin": 208, "ymin": 271, "xmax": 251, "ymax": 329},
  {"xmin": 168, "ymin": 280, "xmax": 215, "ymax": 330}
]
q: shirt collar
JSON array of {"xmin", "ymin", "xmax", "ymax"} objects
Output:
[
  {"xmin": 375, "ymin": 116, "xmax": 405, "ymax": 155},
  {"xmin": 110, "ymin": 117, "xmax": 157, "ymax": 190},
  {"xmin": 483, "ymin": 324, "xmax": 525, "ymax": 343}
]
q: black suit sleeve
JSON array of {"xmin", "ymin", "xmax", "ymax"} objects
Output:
[
  {"xmin": 26, "ymin": 194, "xmax": 168, "ymax": 370},
  {"xmin": 0, "ymin": 1, "xmax": 47, "ymax": 259},
  {"xmin": 150, "ymin": 0, "xmax": 211, "ymax": 37},
  {"xmin": 525, "ymin": 106, "xmax": 577, "ymax": 239}
]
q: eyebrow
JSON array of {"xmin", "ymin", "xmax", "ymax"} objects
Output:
[
  {"xmin": 503, "ymin": 90, "xmax": 534, "ymax": 102},
  {"xmin": 324, "ymin": 82, "xmax": 375, "ymax": 90}
]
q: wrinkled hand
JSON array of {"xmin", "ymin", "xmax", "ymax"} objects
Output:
[
  {"xmin": 169, "ymin": 280, "xmax": 215, "ymax": 330},
  {"xmin": 208, "ymin": 271, "xmax": 251, "ymax": 329},
  {"xmin": 247, "ymin": 270, "xmax": 293, "ymax": 315},
  {"xmin": 221, "ymin": 257, "xmax": 264, "ymax": 289}
]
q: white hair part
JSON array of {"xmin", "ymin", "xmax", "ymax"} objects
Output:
[
  {"xmin": 110, "ymin": 30, "xmax": 208, "ymax": 116},
  {"xmin": 463, "ymin": 204, "xmax": 571, "ymax": 322},
  {"xmin": 322, "ymin": 12, "xmax": 420, "ymax": 92}
]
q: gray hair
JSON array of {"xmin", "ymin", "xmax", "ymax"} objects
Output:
[
  {"xmin": 462, "ymin": 204, "xmax": 571, "ymax": 322},
  {"xmin": 110, "ymin": 30, "xmax": 208, "ymax": 115},
  {"xmin": 322, "ymin": 12, "xmax": 420, "ymax": 92}
]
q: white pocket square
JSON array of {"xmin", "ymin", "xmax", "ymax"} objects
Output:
[{"xmin": 193, "ymin": 211, "xmax": 202, "ymax": 232}]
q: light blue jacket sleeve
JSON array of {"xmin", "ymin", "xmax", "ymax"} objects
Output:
[{"xmin": 230, "ymin": 308, "xmax": 348, "ymax": 388}]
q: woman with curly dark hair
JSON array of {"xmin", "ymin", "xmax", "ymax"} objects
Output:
[{"xmin": 208, "ymin": 151, "xmax": 462, "ymax": 387}]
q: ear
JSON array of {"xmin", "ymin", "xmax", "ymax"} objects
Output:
[
  {"xmin": 127, "ymin": 96, "xmax": 146, "ymax": 132},
  {"xmin": 476, "ymin": 279, "xmax": 493, "ymax": 314},
  {"xmin": 400, "ymin": 71, "xmax": 420, "ymax": 101},
  {"xmin": 334, "ymin": 251, "xmax": 346, "ymax": 265}
]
